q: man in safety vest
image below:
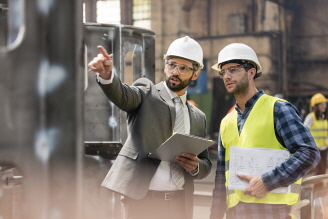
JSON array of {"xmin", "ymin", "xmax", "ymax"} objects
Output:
[
  {"xmin": 210, "ymin": 43, "xmax": 320, "ymax": 219},
  {"xmin": 304, "ymin": 93, "xmax": 328, "ymax": 175}
]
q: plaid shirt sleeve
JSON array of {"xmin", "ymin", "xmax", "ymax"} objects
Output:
[
  {"xmin": 210, "ymin": 136, "xmax": 227, "ymax": 219},
  {"xmin": 261, "ymin": 101, "xmax": 321, "ymax": 191}
]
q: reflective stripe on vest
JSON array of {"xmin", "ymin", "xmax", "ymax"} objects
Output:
[
  {"xmin": 309, "ymin": 112, "xmax": 328, "ymax": 148},
  {"xmin": 220, "ymin": 94, "xmax": 301, "ymax": 208}
]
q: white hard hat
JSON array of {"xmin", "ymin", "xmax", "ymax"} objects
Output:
[
  {"xmin": 164, "ymin": 36, "xmax": 204, "ymax": 69},
  {"xmin": 212, "ymin": 43, "xmax": 262, "ymax": 76}
]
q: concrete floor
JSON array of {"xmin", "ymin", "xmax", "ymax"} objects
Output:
[{"xmin": 193, "ymin": 157, "xmax": 216, "ymax": 219}]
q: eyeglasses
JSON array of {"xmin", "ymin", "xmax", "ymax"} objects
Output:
[
  {"xmin": 165, "ymin": 61, "xmax": 196, "ymax": 75},
  {"xmin": 218, "ymin": 64, "xmax": 248, "ymax": 79}
]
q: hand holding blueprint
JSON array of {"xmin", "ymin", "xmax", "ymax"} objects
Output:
[{"xmin": 228, "ymin": 146, "xmax": 290, "ymax": 193}]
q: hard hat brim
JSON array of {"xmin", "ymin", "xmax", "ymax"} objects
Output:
[{"xmin": 211, "ymin": 63, "xmax": 220, "ymax": 71}]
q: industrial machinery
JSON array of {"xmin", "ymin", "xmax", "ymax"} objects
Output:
[
  {"xmin": 301, "ymin": 174, "xmax": 328, "ymax": 219},
  {"xmin": 0, "ymin": 1, "xmax": 155, "ymax": 219}
]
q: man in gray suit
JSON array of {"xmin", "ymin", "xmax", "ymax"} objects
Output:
[{"xmin": 88, "ymin": 36, "xmax": 212, "ymax": 219}]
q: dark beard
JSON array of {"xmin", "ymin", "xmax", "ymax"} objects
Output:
[{"xmin": 165, "ymin": 75, "xmax": 193, "ymax": 92}]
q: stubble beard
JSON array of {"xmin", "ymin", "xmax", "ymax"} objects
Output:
[
  {"xmin": 226, "ymin": 73, "xmax": 249, "ymax": 96},
  {"xmin": 165, "ymin": 74, "xmax": 193, "ymax": 93}
]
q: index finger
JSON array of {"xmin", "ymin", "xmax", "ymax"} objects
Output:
[
  {"xmin": 237, "ymin": 174, "xmax": 252, "ymax": 182},
  {"xmin": 97, "ymin": 46, "xmax": 111, "ymax": 59}
]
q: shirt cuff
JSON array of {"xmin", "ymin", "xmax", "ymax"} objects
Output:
[
  {"xmin": 189, "ymin": 164, "xmax": 199, "ymax": 176},
  {"xmin": 261, "ymin": 172, "xmax": 275, "ymax": 191},
  {"xmin": 95, "ymin": 72, "xmax": 114, "ymax": 84}
]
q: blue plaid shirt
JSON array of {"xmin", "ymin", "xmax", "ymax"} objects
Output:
[{"xmin": 210, "ymin": 91, "xmax": 320, "ymax": 219}]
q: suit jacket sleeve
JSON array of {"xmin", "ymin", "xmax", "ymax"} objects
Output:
[
  {"xmin": 98, "ymin": 74, "xmax": 150, "ymax": 112},
  {"xmin": 190, "ymin": 106, "xmax": 212, "ymax": 180}
]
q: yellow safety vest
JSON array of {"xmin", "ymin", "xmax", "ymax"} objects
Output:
[
  {"xmin": 308, "ymin": 112, "xmax": 328, "ymax": 148},
  {"xmin": 220, "ymin": 94, "xmax": 301, "ymax": 208}
]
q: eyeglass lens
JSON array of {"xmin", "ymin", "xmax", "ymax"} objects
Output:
[
  {"xmin": 219, "ymin": 65, "xmax": 246, "ymax": 78},
  {"xmin": 166, "ymin": 62, "xmax": 193, "ymax": 75}
]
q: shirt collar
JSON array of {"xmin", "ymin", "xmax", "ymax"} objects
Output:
[
  {"xmin": 235, "ymin": 90, "xmax": 265, "ymax": 112},
  {"xmin": 163, "ymin": 81, "xmax": 187, "ymax": 107}
]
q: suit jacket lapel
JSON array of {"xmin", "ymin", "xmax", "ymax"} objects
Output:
[{"xmin": 156, "ymin": 81, "xmax": 176, "ymax": 131}]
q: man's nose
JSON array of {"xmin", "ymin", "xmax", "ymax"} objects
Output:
[
  {"xmin": 223, "ymin": 71, "xmax": 231, "ymax": 79},
  {"xmin": 172, "ymin": 67, "xmax": 180, "ymax": 75}
]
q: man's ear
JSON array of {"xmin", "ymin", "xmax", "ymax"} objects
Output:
[
  {"xmin": 248, "ymin": 68, "xmax": 257, "ymax": 79},
  {"xmin": 192, "ymin": 70, "xmax": 201, "ymax": 80}
]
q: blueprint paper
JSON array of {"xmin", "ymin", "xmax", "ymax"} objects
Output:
[{"xmin": 228, "ymin": 146, "xmax": 290, "ymax": 193}]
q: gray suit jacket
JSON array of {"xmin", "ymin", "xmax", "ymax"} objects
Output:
[{"xmin": 100, "ymin": 75, "xmax": 211, "ymax": 219}]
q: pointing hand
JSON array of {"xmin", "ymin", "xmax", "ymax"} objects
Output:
[{"xmin": 88, "ymin": 46, "xmax": 113, "ymax": 80}]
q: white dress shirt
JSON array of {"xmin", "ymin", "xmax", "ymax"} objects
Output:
[{"xmin": 148, "ymin": 82, "xmax": 191, "ymax": 191}]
